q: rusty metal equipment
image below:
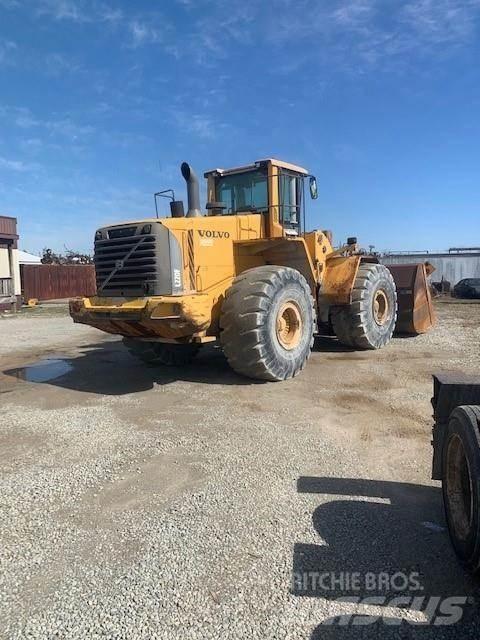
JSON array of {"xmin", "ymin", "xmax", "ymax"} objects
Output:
[{"xmin": 387, "ymin": 263, "xmax": 436, "ymax": 335}]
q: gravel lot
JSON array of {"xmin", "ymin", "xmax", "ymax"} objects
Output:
[{"xmin": 1, "ymin": 301, "xmax": 479, "ymax": 639}]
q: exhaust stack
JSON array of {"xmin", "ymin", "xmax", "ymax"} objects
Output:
[{"xmin": 181, "ymin": 162, "xmax": 201, "ymax": 217}]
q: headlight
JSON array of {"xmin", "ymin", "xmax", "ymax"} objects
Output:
[
  {"xmin": 141, "ymin": 224, "xmax": 152, "ymax": 235},
  {"xmin": 95, "ymin": 230, "xmax": 102, "ymax": 241}
]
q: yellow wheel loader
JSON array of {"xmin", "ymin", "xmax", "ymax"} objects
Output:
[{"xmin": 70, "ymin": 158, "xmax": 435, "ymax": 381}]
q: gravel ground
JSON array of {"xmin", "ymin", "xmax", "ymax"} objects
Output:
[{"xmin": 0, "ymin": 300, "xmax": 479, "ymax": 639}]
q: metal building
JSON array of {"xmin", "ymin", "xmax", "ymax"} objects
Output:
[
  {"xmin": 382, "ymin": 248, "xmax": 480, "ymax": 286},
  {"xmin": 0, "ymin": 215, "xmax": 21, "ymax": 311}
]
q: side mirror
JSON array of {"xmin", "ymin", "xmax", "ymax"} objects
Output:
[{"xmin": 309, "ymin": 176, "xmax": 318, "ymax": 200}]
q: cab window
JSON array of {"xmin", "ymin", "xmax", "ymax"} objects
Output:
[
  {"xmin": 216, "ymin": 170, "xmax": 268, "ymax": 214},
  {"xmin": 279, "ymin": 172, "xmax": 302, "ymax": 232}
]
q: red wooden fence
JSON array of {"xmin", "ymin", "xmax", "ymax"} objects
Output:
[{"xmin": 21, "ymin": 264, "xmax": 96, "ymax": 301}]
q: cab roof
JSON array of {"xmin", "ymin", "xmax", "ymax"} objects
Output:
[{"xmin": 204, "ymin": 158, "xmax": 309, "ymax": 177}]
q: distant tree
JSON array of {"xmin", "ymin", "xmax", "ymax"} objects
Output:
[
  {"xmin": 64, "ymin": 249, "xmax": 93, "ymax": 264},
  {"xmin": 41, "ymin": 248, "xmax": 93, "ymax": 265},
  {"xmin": 41, "ymin": 248, "xmax": 63, "ymax": 264}
]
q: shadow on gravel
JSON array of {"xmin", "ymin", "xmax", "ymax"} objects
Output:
[
  {"xmin": 293, "ymin": 476, "xmax": 480, "ymax": 639},
  {"xmin": 313, "ymin": 336, "xmax": 356, "ymax": 353},
  {"xmin": 3, "ymin": 340, "xmax": 259, "ymax": 394},
  {"xmin": 3, "ymin": 335, "xmax": 372, "ymax": 394}
]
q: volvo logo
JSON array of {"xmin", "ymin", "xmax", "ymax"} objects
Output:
[{"xmin": 198, "ymin": 230, "xmax": 230, "ymax": 239}]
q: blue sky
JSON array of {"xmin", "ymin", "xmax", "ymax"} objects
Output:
[{"xmin": 0, "ymin": 0, "xmax": 479, "ymax": 254}]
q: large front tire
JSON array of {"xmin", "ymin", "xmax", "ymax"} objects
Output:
[
  {"xmin": 331, "ymin": 263, "xmax": 397, "ymax": 350},
  {"xmin": 442, "ymin": 406, "xmax": 480, "ymax": 573},
  {"xmin": 220, "ymin": 266, "xmax": 315, "ymax": 381},
  {"xmin": 123, "ymin": 339, "xmax": 199, "ymax": 366}
]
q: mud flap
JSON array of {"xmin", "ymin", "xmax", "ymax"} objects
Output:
[{"xmin": 386, "ymin": 263, "xmax": 436, "ymax": 335}]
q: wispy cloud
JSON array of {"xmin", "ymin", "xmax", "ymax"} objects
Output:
[
  {"xmin": 44, "ymin": 52, "xmax": 82, "ymax": 76},
  {"xmin": 19, "ymin": 138, "xmax": 43, "ymax": 152},
  {"xmin": 127, "ymin": 19, "xmax": 162, "ymax": 48},
  {"xmin": 186, "ymin": 115, "xmax": 215, "ymax": 139},
  {"xmin": 35, "ymin": 0, "xmax": 123, "ymax": 25},
  {"xmin": 46, "ymin": 118, "xmax": 95, "ymax": 139},
  {"xmin": 263, "ymin": 0, "xmax": 480, "ymax": 72},
  {"xmin": 98, "ymin": 4, "xmax": 123, "ymax": 24},
  {"xmin": 401, "ymin": 0, "xmax": 480, "ymax": 45},
  {"xmin": 0, "ymin": 39, "xmax": 17, "ymax": 66},
  {"xmin": 36, "ymin": 0, "xmax": 88, "ymax": 22},
  {"xmin": 0, "ymin": 156, "xmax": 37, "ymax": 172},
  {"xmin": 8, "ymin": 0, "xmax": 480, "ymax": 72},
  {"xmin": 0, "ymin": 105, "xmax": 95, "ymax": 141},
  {"xmin": 0, "ymin": 105, "xmax": 39, "ymax": 128},
  {"xmin": 171, "ymin": 108, "xmax": 229, "ymax": 140}
]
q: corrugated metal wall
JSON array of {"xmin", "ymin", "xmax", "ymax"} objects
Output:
[
  {"xmin": 21, "ymin": 264, "xmax": 96, "ymax": 301},
  {"xmin": 382, "ymin": 253, "xmax": 480, "ymax": 285}
]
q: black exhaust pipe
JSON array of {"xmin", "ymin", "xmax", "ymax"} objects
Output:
[{"xmin": 181, "ymin": 162, "xmax": 201, "ymax": 217}]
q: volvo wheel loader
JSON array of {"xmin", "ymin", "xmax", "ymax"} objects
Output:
[{"xmin": 70, "ymin": 158, "xmax": 435, "ymax": 381}]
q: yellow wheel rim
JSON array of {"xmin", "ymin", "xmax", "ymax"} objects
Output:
[
  {"xmin": 276, "ymin": 302, "xmax": 302, "ymax": 350},
  {"xmin": 373, "ymin": 289, "xmax": 389, "ymax": 326}
]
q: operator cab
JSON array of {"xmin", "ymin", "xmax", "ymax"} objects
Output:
[{"xmin": 204, "ymin": 159, "xmax": 317, "ymax": 236}]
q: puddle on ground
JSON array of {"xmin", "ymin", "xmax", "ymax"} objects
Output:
[{"xmin": 10, "ymin": 357, "xmax": 73, "ymax": 383}]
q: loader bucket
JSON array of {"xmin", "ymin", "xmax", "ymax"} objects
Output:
[{"xmin": 386, "ymin": 263, "xmax": 436, "ymax": 335}]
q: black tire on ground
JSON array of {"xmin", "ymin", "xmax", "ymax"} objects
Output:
[
  {"xmin": 123, "ymin": 338, "xmax": 199, "ymax": 366},
  {"xmin": 331, "ymin": 263, "xmax": 397, "ymax": 350},
  {"xmin": 220, "ymin": 265, "xmax": 315, "ymax": 381},
  {"xmin": 442, "ymin": 406, "xmax": 480, "ymax": 573}
]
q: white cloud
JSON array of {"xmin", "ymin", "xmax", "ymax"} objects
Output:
[
  {"xmin": 401, "ymin": 0, "xmax": 480, "ymax": 45},
  {"xmin": 35, "ymin": 0, "xmax": 123, "ymax": 25},
  {"xmin": 187, "ymin": 115, "xmax": 215, "ymax": 139},
  {"xmin": 331, "ymin": 0, "xmax": 374, "ymax": 27},
  {"xmin": 172, "ymin": 109, "xmax": 227, "ymax": 139},
  {"xmin": 46, "ymin": 118, "xmax": 95, "ymax": 140},
  {"xmin": 186, "ymin": 0, "xmax": 480, "ymax": 72},
  {"xmin": 0, "ymin": 156, "xmax": 35, "ymax": 172},
  {"xmin": 0, "ymin": 105, "xmax": 95, "ymax": 140},
  {"xmin": 261, "ymin": 0, "xmax": 480, "ymax": 71},
  {"xmin": 0, "ymin": 106, "xmax": 39, "ymax": 128},
  {"xmin": 99, "ymin": 4, "xmax": 123, "ymax": 24},
  {"xmin": 128, "ymin": 19, "xmax": 162, "ymax": 47},
  {"xmin": 36, "ymin": 0, "xmax": 88, "ymax": 22}
]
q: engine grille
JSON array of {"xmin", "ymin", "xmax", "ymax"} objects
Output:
[{"xmin": 94, "ymin": 228, "xmax": 157, "ymax": 296}]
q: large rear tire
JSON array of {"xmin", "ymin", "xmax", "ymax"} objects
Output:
[
  {"xmin": 123, "ymin": 339, "xmax": 199, "ymax": 366},
  {"xmin": 331, "ymin": 263, "xmax": 397, "ymax": 349},
  {"xmin": 442, "ymin": 406, "xmax": 480, "ymax": 573},
  {"xmin": 220, "ymin": 266, "xmax": 315, "ymax": 381}
]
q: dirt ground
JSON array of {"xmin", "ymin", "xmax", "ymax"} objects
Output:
[{"xmin": 1, "ymin": 300, "xmax": 479, "ymax": 639}]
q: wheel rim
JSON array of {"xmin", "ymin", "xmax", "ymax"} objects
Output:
[
  {"xmin": 446, "ymin": 433, "xmax": 473, "ymax": 541},
  {"xmin": 373, "ymin": 289, "xmax": 389, "ymax": 326},
  {"xmin": 276, "ymin": 302, "xmax": 302, "ymax": 350}
]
